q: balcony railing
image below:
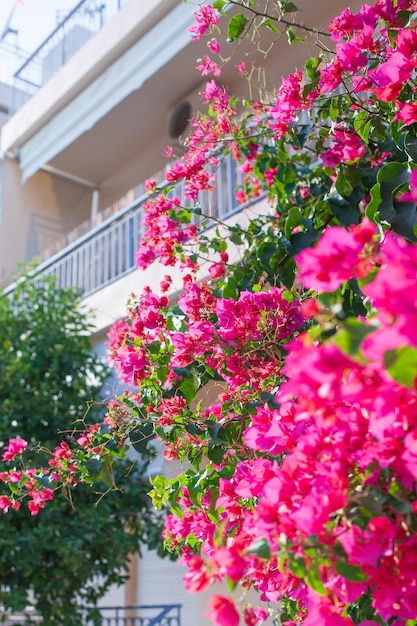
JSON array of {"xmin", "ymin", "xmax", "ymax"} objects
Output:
[
  {"xmin": 0, "ymin": 604, "xmax": 181, "ymax": 626},
  {"xmin": 10, "ymin": 0, "xmax": 130, "ymax": 115},
  {"xmin": 93, "ymin": 605, "xmax": 181, "ymax": 626},
  {"xmin": 0, "ymin": 42, "xmax": 31, "ymax": 89},
  {"xmin": 4, "ymin": 154, "xmax": 245, "ymax": 300}
]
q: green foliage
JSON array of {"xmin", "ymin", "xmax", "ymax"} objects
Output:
[
  {"xmin": 0, "ymin": 271, "xmax": 163, "ymax": 624},
  {"xmin": 366, "ymin": 162, "xmax": 416, "ymax": 240},
  {"xmin": 227, "ymin": 13, "xmax": 248, "ymax": 40},
  {"xmin": 384, "ymin": 346, "xmax": 417, "ymax": 389}
]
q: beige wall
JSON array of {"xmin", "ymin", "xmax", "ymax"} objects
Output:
[{"xmin": 0, "ymin": 160, "xmax": 91, "ymax": 287}]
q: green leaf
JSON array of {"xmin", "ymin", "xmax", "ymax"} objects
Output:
[
  {"xmin": 366, "ymin": 162, "xmax": 416, "ymax": 240},
  {"xmin": 162, "ymin": 184, "xmax": 175, "ymax": 196},
  {"xmin": 288, "ymin": 555, "xmax": 306, "ymax": 578},
  {"xmin": 206, "ymin": 420, "xmax": 223, "ymax": 442},
  {"xmin": 85, "ymin": 457, "xmax": 101, "ymax": 479},
  {"xmin": 384, "ymin": 346, "xmax": 417, "ymax": 388},
  {"xmin": 221, "ymin": 276, "xmax": 238, "ymax": 299},
  {"xmin": 259, "ymin": 18, "xmax": 280, "ymax": 33},
  {"xmin": 168, "ymin": 477, "xmax": 186, "ymax": 517},
  {"xmin": 335, "ymin": 560, "xmax": 369, "ymax": 582},
  {"xmin": 180, "ymin": 373, "xmax": 198, "ymax": 404},
  {"xmin": 291, "ymin": 229, "xmax": 320, "ymax": 255},
  {"xmin": 329, "ymin": 97, "xmax": 341, "ymax": 122},
  {"xmin": 341, "ymin": 281, "xmax": 367, "ymax": 318},
  {"xmin": 354, "ymin": 112, "xmax": 372, "ymax": 144},
  {"xmin": 279, "ymin": 1, "xmax": 300, "ymax": 12},
  {"xmin": 227, "ymin": 14, "xmax": 248, "ymax": 40},
  {"xmin": 176, "ymin": 208, "xmax": 193, "ymax": 223},
  {"xmin": 247, "ymin": 539, "xmax": 271, "ymax": 559},
  {"xmin": 256, "ymin": 241, "xmax": 278, "ymax": 270},
  {"xmin": 327, "ymin": 190, "xmax": 358, "ymax": 226},
  {"xmin": 212, "ymin": 0, "xmax": 227, "ymax": 11},
  {"xmin": 130, "ymin": 423, "xmax": 154, "ymax": 453},
  {"xmin": 305, "ymin": 56, "xmax": 321, "ymax": 82},
  {"xmin": 185, "ymin": 422, "xmax": 205, "ymax": 436},
  {"xmin": 207, "ymin": 444, "xmax": 226, "ymax": 464},
  {"xmin": 388, "ymin": 495, "xmax": 413, "ymax": 514},
  {"xmin": 404, "ymin": 132, "xmax": 417, "ymax": 162},
  {"xmin": 146, "ymin": 340, "xmax": 160, "ymax": 355},
  {"xmin": 287, "ymin": 26, "xmax": 306, "ymax": 45},
  {"xmin": 304, "ymin": 563, "xmax": 328, "ymax": 595},
  {"xmin": 173, "ymin": 366, "xmax": 192, "ymax": 378},
  {"xmin": 335, "ymin": 318, "xmax": 376, "ymax": 356}
]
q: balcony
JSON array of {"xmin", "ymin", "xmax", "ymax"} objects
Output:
[
  {"xmin": 10, "ymin": 0, "xmax": 130, "ymax": 115},
  {"xmin": 4, "ymin": 154, "xmax": 245, "ymax": 299}
]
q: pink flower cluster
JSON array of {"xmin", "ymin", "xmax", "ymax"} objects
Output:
[
  {"xmin": 0, "ymin": 435, "xmax": 54, "ymax": 515},
  {"xmin": 135, "ymin": 195, "xmax": 198, "ymax": 269},
  {"xmin": 108, "ymin": 279, "xmax": 303, "ymax": 394},
  {"xmin": 189, "ymin": 5, "xmax": 218, "ymax": 42},
  {"xmin": 159, "ymin": 225, "xmax": 417, "ymax": 626},
  {"xmin": 269, "ymin": 0, "xmax": 417, "ymax": 168},
  {"xmin": 2, "ymin": 437, "xmax": 27, "ymax": 461},
  {"xmin": 175, "ymin": 287, "xmax": 302, "ymax": 390},
  {"xmin": 107, "ymin": 288, "xmax": 169, "ymax": 385},
  {"xmin": 295, "ymin": 218, "xmax": 377, "ymax": 292}
]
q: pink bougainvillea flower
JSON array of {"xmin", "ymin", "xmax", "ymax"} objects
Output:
[
  {"xmin": 2, "ymin": 437, "xmax": 28, "ymax": 461},
  {"xmin": 243, "ymin": 606, "xmax": 269, "ymax": 626},
  {"xmin": 27, "ymin": 487, "xmax": 54, "ymax": 516},
  {"xmin": 189, "ymin": 5, "xmax": 218, "ymax": 41},
  {"xmin": 211, "ymin": 547, "xmax": 247, "ymax": 583},
  {"xmin": 321, "ymin": 127, "xmax": 365, "ymax": 168},
  {"xmin": 371, "ymin": 29, "xmax": 417, "ymax": 101},
  {"xmin": 393, "ymin": 101, "xmax": 417, "ymax": 126},
  {"xmin": 303, "ymin": 599, "xmax": 355, "ymax": 626},
  {"xmin": 0, "ymin": 495, "xmax": 13, "ymax": 514},
  {"xmin": 206, "ymin": 595, "xmax": 240, "ymax": 626},
  {"xmin": 295, "ymin": 219, "xmax": 377, "ymax": 292},
  {"xmin": 197, "ymin": 55, "xmax": 221, "ymax": 77},
  {"xmin": 183, "ymin": 556, "xmax": 213, "ymax": 593},
  {"xmin": 207, "ymin": 38, "xmax": 220, "ymax": 54}
]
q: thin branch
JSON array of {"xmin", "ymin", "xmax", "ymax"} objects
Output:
[{"xmin": 226, "ymin": 0, "xmax": 331, "ymax": 37}]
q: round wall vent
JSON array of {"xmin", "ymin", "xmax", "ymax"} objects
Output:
[{"xmin": 168, "ymin": 100, "xmax": 192, "ymax": 139}]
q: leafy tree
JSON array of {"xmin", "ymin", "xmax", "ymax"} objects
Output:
[{"xmin": 0, "ymin": 272, "xmax": 162, "ymax": 625}]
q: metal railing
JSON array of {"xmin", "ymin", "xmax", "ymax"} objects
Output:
[
  {"xmin": 0, "ymin": 605, "xmax": 181, "ymax": 626},
  {"xmin": 0, "ymin": 42, "xmax": 31, "ymax": 88},
  {"xmin": 10, "ymin": 0, "xmax": 130, "ymax": 115},
  {"xmin": 93, "ymin": 605, "xmax": 181, "ymax": 626},
  {"xmin": 4, "ymin": 154, "xmax": 245, "ymax": 299}
]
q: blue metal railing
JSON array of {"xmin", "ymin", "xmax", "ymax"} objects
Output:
[
  {"xmin": 92, "ymin": 604, "xmax": 182, "ymax": 626},
  {"xmin": 0, "ymin": 42, "xmax": 31, "ymax": 88},
  {"xmin": 0, "ymin": 604, "xmax": 181, "ymax": 626},
  {"xmin": 10, "ymin": 0, "xmax": 130, "ymax": 115},
  {"xmin": 3, "ymin": 154, "xmax": 246, "ymax": 300}
]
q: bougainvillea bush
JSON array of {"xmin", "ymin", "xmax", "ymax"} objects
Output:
[{"xmin": 4, "ymin": 0, "xmax": 417, "ymax": 624}]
